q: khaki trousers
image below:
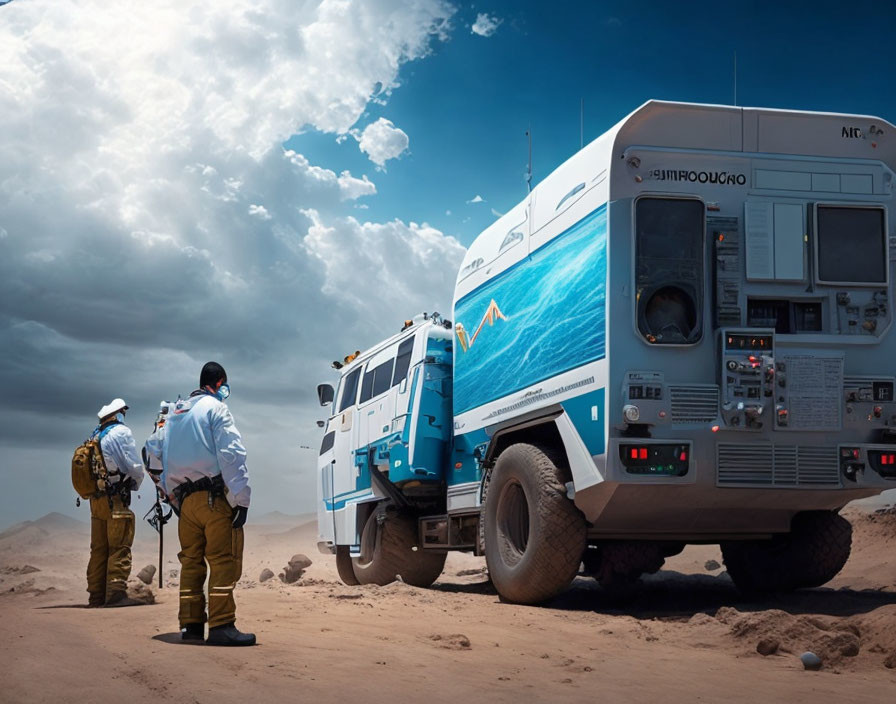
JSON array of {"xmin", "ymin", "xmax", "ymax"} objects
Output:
[
  {"xmin": 87, "ymin": 495, "xmax": 135, "ymax": 605},
  {"xmin": 177, "ymin": 491, "xmax": 244, "ymax": 628}
]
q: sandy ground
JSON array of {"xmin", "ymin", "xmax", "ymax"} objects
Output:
[{"xmin": 1, "ymin": 504, "xmax": 895, "ymax": 703}]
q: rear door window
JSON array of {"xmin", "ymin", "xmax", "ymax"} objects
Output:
[{"xmin": 360, "ymin": 359, "xmax": 395, "ymax": 403}]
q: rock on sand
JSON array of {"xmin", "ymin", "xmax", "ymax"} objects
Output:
[{"xmin": 279, "ymin": 554, "xmax": 312, "ymax": 584}]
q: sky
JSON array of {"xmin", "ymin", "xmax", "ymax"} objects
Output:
[{"xmin": 1, "ymin": 0, "xmax": 895, "ymax": 528}]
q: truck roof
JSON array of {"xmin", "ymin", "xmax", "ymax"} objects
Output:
[
  {"xmin": 335, "ymin": 317, "xmax": 450, "ymax": 377},
  {"xmin": 457, "ymin": 100, "xmax": 896, "ymax": 287}
]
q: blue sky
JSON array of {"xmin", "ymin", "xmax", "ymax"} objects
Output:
[
  {"xmin": 289, "ymin": 1, "xmax": 896, "ymax": 246},
  {"xmin": 1, "ymin": 0, "xmax": 895, "ymax": 524}
]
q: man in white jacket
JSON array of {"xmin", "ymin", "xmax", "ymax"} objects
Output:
[
  {"xmin": 88, "ymin": 398, "xmax": 144, "ymax": 606},
  {"xmin": 144, "ymin": 362, "xmax": 255, "ymax": 646}
]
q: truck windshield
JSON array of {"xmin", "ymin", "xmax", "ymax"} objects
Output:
[{"xmin": 337, "ymin": 367, "xmax": 361, "ymax": 412}]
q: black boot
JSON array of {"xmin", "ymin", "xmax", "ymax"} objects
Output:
[
  {"xmin": 206, "ymin": 622, "xmax": 256, "ymax": 646},
  {"xmin": 181, "ymin": 623, "xmax": 205, "ymax": 642}
]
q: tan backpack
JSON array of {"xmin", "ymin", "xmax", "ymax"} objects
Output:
[{"xmin": 71, "ymin": 425, "xmax": 115, "ymax": 499}]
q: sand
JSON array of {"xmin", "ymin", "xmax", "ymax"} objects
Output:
[{"xmin": 1, "ymin": 505, "xmax": 894, "ymax": 703}]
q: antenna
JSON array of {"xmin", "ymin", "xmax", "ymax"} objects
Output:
[
  {"xmin": 733, "ymin": 51, "xmax": 737, "ymax": 106},
  {"xmin": 580, "ymin": 98, "xmax": 584, "ymax": 150},
  {"xmin": 526, "ymin": 125, "xmax": 532, "ymax": 194}
]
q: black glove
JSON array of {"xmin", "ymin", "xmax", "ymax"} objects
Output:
[{"xmin": 232, "ymin": 505, "xmax": 248, "ymax": 529}]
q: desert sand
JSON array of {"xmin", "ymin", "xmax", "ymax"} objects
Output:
[{"xmin": 1, "ymin": 502, "xmax": 895, "ymax": 703}]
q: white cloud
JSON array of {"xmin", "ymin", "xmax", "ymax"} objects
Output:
[
  {"xmin": 491, "ymin": 207, "xmax": 504, "ymax": 217},
  {"xmin": 248, "ymin": 204, "xmax": 272, "ymax": 220},
  {"xmin": 467, "ymin": 194, "xmax": 485, "ymax": 203},
  {"xmin": 0, "ymin": 0, "xmax": 458, "ymax": 524},
  {"xmin": 357, "ymin": 118, "xmax": 410, "ymax": 167},
  {"xmin": 337, "ymin": 170, "xmax": 377, "ymax": 200},
  {"xmin": 445, "ymin": 209, "xmax": 452, "ymax": 216},
  {"xmin": 471, "ymin": 13, "xmax": 502, "ymax": 37},
  {"xmin": 303, "ymin": 209, "xmax": 465, "ymax": 318}
]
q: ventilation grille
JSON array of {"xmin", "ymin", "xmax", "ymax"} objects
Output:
[
  {"xmin": 669, "ymin": 384, "xmax": 719, "ymax": 424},
  {"xmin": 717, "ymin": 443, "xmax": 840, "ymax": 487}
]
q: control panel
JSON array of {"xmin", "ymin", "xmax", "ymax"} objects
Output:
[
  {"xmin": 835, "ymin": 289, "xmax": 890, "ymax": 336},
  {"xmin": 719, "ymin": 329, "xmax": 775, "ymax": 430},
  {"xmin": 844, "ymin": 376, "xmax": 896, "ymax": 428},
  {"xmin": 620, "ymin": 371, "xmax": 670, "ymax": 426}
]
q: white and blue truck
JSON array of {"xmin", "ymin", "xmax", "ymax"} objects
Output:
[{"xmin": 316, "ymin": 100, "xmax": 896, "ymax": 603}]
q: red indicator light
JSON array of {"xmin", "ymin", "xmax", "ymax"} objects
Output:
[
  {"xmin": 882, "ymin": 455, "xmax": 889, "ymax": 465},
  {"xmin": 852, "ymin": 449, "xmax": 860, "ymax": 459},
  {"xmin": 748, "ymin": 355, "xmax": 757, "ymax": 362},
  {"xmin": 639, "ymin": 448, "xmax": 648, "ymax": 460},
  {"xmin": 630, "ymin": 448, "xmax": 638, "ymax": 460},
  {"xmin": 679, "ymin": 451, "xmax": 687, "ymax": 462}
]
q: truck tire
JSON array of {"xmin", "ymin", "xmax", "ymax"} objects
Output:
[
  {"xmin": 335, "ymin": 545, "xmax": 360, "ymax": 586},
  {"xmin": 482, "ymin": 443, "xmax": 586, "ymax": 604},
  {"xmin": 352, "ymin": 510, "xmax": 446, "ymax": 587},
  {"xmin": 721, "ymin": 511, "xmax": 852, "ymax": 595}
]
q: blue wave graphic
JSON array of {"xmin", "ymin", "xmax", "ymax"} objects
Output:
[{"xmin": 454, "ymin": 205, "xmax": 607, "ymax": 415}]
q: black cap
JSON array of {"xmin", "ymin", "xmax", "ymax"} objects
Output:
[{"xmin": 200, "ymin": 361, "xmax": 227, "ymax": 388}]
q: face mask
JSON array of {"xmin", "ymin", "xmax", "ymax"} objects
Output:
[
  {"xmin": 216, "ymin": 384, "xmax": 231, "ymax": 401},
  {"xmin": 115, "ymin": 412, "xmax": 126, "ymax": 423}
]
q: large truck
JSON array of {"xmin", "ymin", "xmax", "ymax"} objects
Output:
[{"xmin": 316, "ymin": 100, "xmax": 896, "ymax": 603}]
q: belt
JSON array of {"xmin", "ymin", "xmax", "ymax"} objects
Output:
[{"xmin": 172, "ymin": 474, "xmax": 226, "ymax": 504}]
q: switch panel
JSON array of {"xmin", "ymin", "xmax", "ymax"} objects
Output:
[{"xmin": 719, "ymin": 329, "xmax": 775, "ymax": 431}]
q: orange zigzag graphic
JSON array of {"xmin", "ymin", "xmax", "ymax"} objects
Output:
[{"xmin": 455, "ymin": 299, "xmax": 508, "ymax": 352}]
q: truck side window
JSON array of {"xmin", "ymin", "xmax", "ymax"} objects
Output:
[
  {"xmin": 635, "ymin": 197, "xmax": 705, "ymax": 345},
  {"xmin": 337, "ymin": 367, "xmax": 361, "ymax": 412},
  {"xmin": 392, "ymin": 337, "xmax": 414, "ymax": 387},
  {"xmin": 360, "ymin": 359, "xmax": 395, "ymax": 403}
]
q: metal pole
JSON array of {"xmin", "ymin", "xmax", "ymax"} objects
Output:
[
  {"xmin": 158, "ymin": 523, "xmax": 163, "ymax": 589},
  {"xmin": 733, "ymin": 51, "xmax": 737, "ymax": 106},
  {"xmin": 526, "ymin": 125, "xmax": 532, "ymax": 194}
]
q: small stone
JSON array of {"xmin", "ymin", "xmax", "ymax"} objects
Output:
[
  {"xmin": 259, "ymin": 568, "xmax": 275, "ymax": 583},
  {"xmin": 289, "ymin": 554, "xmax": 313, "ymax": 570},
  {"xmin": 704, "ymin": 559, "xmax": 721, "ymax": 571},
  {"xmin": 280, "ymin": 554, "xmax": 313, "ymax": 583},
  {"xmin": 136, "ymin": 565, "xmax": 156, "ymax": 585},
  {"xmin": 800, "ymin": 652, "xmax": 823, "ymax": 671},
  {"xmin": 883, "ymin": 650, "xmax": 896, "ymax": 669},
  {"xmin": 757, "ymin": 638, "xmax": 779, "ymax": 656},
  {"xmin": 20, "ymin": 565, "xmax": 40, "ymax": 575}
]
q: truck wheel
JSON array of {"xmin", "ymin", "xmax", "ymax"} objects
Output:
[
  {"xmin": 482, "ymin": 443, "xmax": 586, "ymax": 604},
  {"xmin": 335, "ymin": 545, "xmax": 360, "ymax": 586},
  {"xmin": 721, "ymin": 511, "xmax": 852, "ymax": 595},
  {"xmin": 352, "ymin": 510, "xmax": 446, "ymax": 587}
]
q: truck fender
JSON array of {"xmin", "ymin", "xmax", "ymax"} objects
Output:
[{"xmin": 477, "ymin": 411, "xmax": 606, "ymax": 504}]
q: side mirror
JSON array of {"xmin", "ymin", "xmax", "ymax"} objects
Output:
[
  {"xmin": 316, "ymin": 420, "xmax": 325, "ymax": 428},
  {"xmin": 317, "ymin": 383, "xmax": 335, "ymax": 407}
]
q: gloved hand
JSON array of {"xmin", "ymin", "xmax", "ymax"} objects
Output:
[{"xmin": 232, "ymin": 505, "xmax": 248, "ymax": 529}]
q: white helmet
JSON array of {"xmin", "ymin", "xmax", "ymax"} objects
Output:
[{"xmin": 98, "ymin": 398, "xmax": 128, "ymax": 420}]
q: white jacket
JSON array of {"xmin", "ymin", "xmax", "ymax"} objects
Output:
[
  {"xmin": 98, "ymin": 424, "xmax": 144, "ymax": 490},
  {"xmin": 144, "ymin": 391, "xmax": 251, "ymax": 507}
]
